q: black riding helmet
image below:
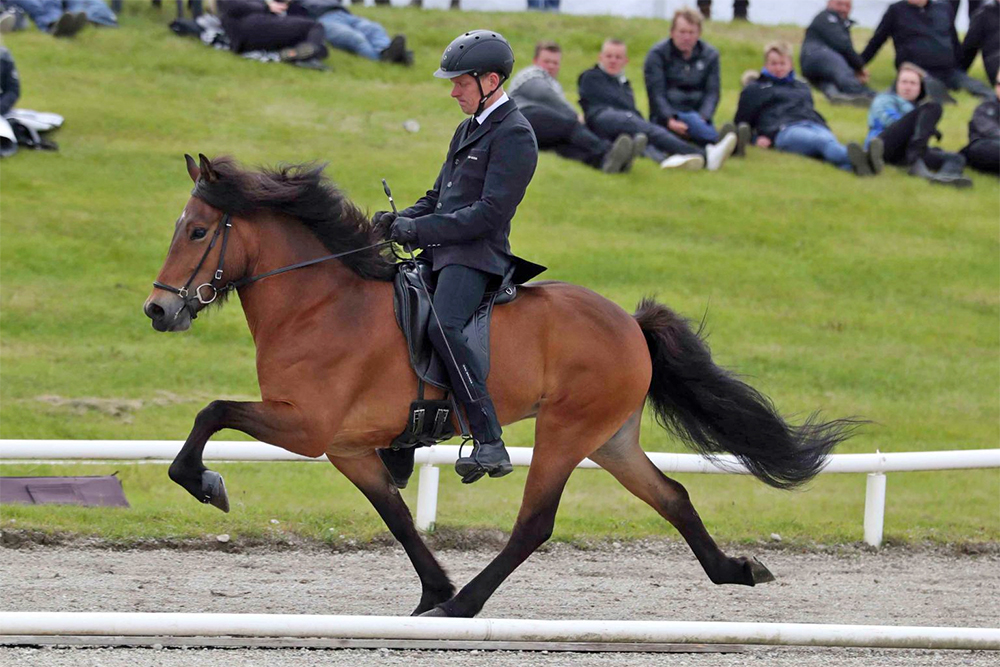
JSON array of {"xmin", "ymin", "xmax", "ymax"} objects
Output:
[{"xmin": 434, "ymin": 30, "xmax": 515, "ymax": 114}]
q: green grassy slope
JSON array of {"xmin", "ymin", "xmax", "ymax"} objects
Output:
[{"xmin": 1, "ymin": 6, "xmax": 997, "ymax": 546}]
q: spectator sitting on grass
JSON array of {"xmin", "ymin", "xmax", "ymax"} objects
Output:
[
  {"xmin": 1, "ymin": 0, "xmax": 116, "ymax": 37},
  {"xmin": 867, "ymin": 63, "xmax": 971, "ymax": 187},
  {"xmin": 799, "ymin": 0, "xmax": 874, "ymax": 106},
  {"xmin": 960, "ymin": 0, "xmax": 998, "ymax": 88},
  {"xmin": 961, "ymin": 73, "xmax": 1000, "ymax": 174},
  {"xmin": 509, "ymin": 40, "xmax": 642, "ymax": 174},
  {"xmin": 217, "ymin": 0, "xmax": 327, "ymax": 65},
  {"xmin": 578, "ymin": 38, "xmax": 736, "ymax": 172},
  {"xmin": 860, "ymin": 0, "xmax": 991, "ymax": 104},
  {"xmin": 735, "ymin": 40, "xmax": 881, "ymax": 177},
  {"xmin": 644, "ymin": 7, "xmax": 746, "ymax": 153},
  {"xmin": 288, "ymin": 1, "xmax": 411, "ymax": 65}
]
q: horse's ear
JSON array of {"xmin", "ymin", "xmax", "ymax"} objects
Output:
[
  {"xmin": 198, "ymin": 153, "xmax": 218, "ymax": 183},
  {"xmin": 185, "ymin": 154, "xmax": 200, "ymax": 183}
]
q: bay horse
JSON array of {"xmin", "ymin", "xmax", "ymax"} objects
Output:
[{"xmin": 143, "ymin": 154, "xmax": 858, "ymax": 618}]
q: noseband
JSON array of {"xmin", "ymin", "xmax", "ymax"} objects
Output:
[
  {"xmin": 153, "ymin": 213, "xmax": 234, "ymax": 321},
  {"xmin": 152, "ymin": 212, "xmax": 392, "ymax": 321}
]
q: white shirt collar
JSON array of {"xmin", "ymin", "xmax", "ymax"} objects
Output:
[{"xmin": 475, "ymin": 92, "xmax": 509, "ymax": 125}]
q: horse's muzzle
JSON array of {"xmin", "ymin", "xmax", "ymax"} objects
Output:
[{"xmin": 143, "ymin": 295, "xmax": 192, "ymax": 332}]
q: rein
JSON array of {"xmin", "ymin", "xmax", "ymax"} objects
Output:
[{"xmin": 153, "ymin": 212, "xmax": 392, "ymax": 320}]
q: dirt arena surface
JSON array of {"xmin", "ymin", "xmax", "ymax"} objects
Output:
[{"xmin": 2, "ymin": 541, "xmax": 997, "ymax": 666}]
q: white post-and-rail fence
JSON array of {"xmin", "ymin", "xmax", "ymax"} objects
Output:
[
  {"xmin": 2, "ymin": 440, "xmax": 998, "ymax": 548},
  {"xmin": 1, "ymin": 612, "xmax": 998, "ymax": 651}
]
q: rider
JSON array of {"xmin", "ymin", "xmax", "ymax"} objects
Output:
[{"xmin": 374, "ymin": 30, "xmax": 539, "ymax": 483}]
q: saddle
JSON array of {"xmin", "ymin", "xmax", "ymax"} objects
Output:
[{"xmin": 381, "ymin": 257, "xmax": 543, "ymax": 487}]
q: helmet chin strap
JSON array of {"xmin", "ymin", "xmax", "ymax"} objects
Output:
[{"xmin": 473, "ymin": 72, "xmax": 508, "ymax": 116}]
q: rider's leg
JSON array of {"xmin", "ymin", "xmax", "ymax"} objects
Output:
[{"xmin": 426, "ymin": 264, "xmax": 511, "ymax": 481}]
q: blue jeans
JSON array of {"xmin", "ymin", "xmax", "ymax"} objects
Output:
[
  {"xmin": 774, "ymin": 121, "xmax": 851, "ymax": 171},
  {"xmin": 318, "ymin": 12, "xmax": 390, "ymax": 61},
  {"xmin": 7, "ymin": 0, "xmax": 116, "ymax": 30},
  {"xmin": 675, "ymin": 110, "xmax": 718, "ymax": 145}
]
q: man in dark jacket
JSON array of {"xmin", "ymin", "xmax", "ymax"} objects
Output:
[
  {"xmin": 961, "ymin": 0, "xmax": 999, "ymax": 87},
  {"xmin": 217, "ymin": 0, "xmax": 328, "ymax": 63},
  {"xmin": 378, "ymin": 31, "xmax": 539, "ymax": 483},
  {"xmin": 799, "ymin": 0, "xmax": 873, "ymax": 105},
  {"xmin": 643, "ymin": 8, "xmax": 725, "ymax": 146},
  {"xmin": 509, "ymin": 40, "xmax": 638, "ymax": 173},
  {"xmin": 962, "ymin": 74, "xmax": 1000, "ymax": 173},
  {"xmin": 736, "ymin": 41, "xmax": 879, "ymax": 176},
  {"xmin": 580, "ymin": 38, "xmax": 736, "ymax": 171},
  {"xmin": 860, "ymin": 0, "xmax": 991, "ymax": 102}
]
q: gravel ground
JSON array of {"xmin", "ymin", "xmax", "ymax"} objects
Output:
[{"xmin": 1, "ymin": 542, "xmax": 997, "ymax": 666}]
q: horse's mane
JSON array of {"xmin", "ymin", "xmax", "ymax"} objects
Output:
[{"xmin": 194, "ymin": 156, "xmax": 395, "ymax": 281}]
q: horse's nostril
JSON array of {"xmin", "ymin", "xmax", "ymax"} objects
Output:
[{"xmin": 145, "ymin": 301, "xmax": 166, "ymax": 320}]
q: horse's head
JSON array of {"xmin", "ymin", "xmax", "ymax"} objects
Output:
[{"xmin": 143, "ymin": 154, "xmax": 244, "ymax": 332}]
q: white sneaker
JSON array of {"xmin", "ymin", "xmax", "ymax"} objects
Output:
[
  {"xmin": 705, "ymin": 132, "xmax": 738, "ymax": 171},
  {"xmin": 660, "ymin": 154, "xmax": 705, "ymax": 170}
]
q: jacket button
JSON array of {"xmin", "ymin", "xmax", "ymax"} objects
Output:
[
  {"xmin": 447, "ymin": 181, "xmax": 452, "ymax": 187},
  {"xmin": 436, "ymin": 203, "xmax": 442, "ymax": 209},
  {"xmin": 454, "ymin": 159, "xmax": 459, "ymax": 166}
]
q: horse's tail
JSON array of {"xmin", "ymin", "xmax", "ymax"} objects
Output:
[{"xmin": 633, "ymin": 298, "xmax": 860, "ymax": 490}]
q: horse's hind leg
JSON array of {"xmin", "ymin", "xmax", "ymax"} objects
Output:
[
  {"xmin": 426, "ymin": 443, "xmax": 582, "ymax": 618},
  {"xmin": 589, "ymin": 410, "xmax": 775, "ymax": 587},
  {"xmin": 330, "ymin": 452, "xmax": 455, "ymax": 615}
]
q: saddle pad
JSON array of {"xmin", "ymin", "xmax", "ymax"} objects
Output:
[{"xmin": 392, "ymin": 260, "xmax": 517, "ymax": 391}]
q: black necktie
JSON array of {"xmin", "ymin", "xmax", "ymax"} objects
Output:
[{"xmin": 467, "ymin": 118, "xmax": 479, "ymax": 137}]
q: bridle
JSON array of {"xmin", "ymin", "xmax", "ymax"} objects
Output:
[{"xmin": 152, "ymin": 211, "xmax": 392, "ymax": 321}]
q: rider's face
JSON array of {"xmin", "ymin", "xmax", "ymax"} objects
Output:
[{"xmin": 451, "ymin": 73, "xmax": 501, "ymax": 115}]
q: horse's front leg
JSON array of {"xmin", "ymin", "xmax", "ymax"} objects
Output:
[
  {"xmin": 168, "ymin": 400, "xmax": 319, "ymax": 512},
  {"xmin": 330, "ymin": 452, "xmax": 455, "ymax": 615}
]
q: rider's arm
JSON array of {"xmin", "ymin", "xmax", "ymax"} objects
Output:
[
  {"xmin": 398, "ymin": 167, "xmax": 443, "ymax": 219},
  {"xmin": 412, "ymin": 124, "xmax": 537, "ymax": 247}
]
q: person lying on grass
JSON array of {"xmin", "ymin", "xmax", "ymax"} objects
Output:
[{"xmin": 735, "ymin": 40, "xmax": 881, "ymax": 177}]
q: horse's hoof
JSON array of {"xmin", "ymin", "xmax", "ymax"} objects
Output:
[
  {"xmin": 419, "ymin": 606, "xmax": 449, "ymax": 617},
  {"xmin": 750, "ymin": 557, "xmax": 775, "ymax": 584},
  {"xmin": 201, "ymin": 471, "xmax": 230, "ymax": 513}
]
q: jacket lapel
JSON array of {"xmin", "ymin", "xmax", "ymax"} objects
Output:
[{"xmin": 456, "ymin": 99, "xmax": 517, "ymax": 152}]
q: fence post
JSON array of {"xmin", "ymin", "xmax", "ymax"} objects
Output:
[
  {"xmin": 864, "ymin": 472, "xmax": 886, "ymax": 548},
  {"xmin": 415, "ymin": 463, "xmax": 440, "ymax": 533}
]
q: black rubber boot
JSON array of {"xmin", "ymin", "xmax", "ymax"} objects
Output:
[
  {"xmin": 930, "ymin": 153, "xmax": 973, "ymax": 188},
  {"xmin": 868, "ymin": 137, "xmax": 884, "ymax": 175},
  {"xmin": 454, "ymin": 439, "xmax": 513, "ymax": 484},
  {"xmin": 847, "ymin": 143, "xmax": 873, "ymax": 176}
]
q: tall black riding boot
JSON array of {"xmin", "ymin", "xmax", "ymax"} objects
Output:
[{"xmin": 454, "ymin": 394, "xmax": 512, "ymax": 484}]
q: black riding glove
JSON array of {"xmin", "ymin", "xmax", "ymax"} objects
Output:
[
  {"xmin": 371, "ymin": 211, "xmax": 397, "ymax": 240},
  {"xmin": 389, "ymin": 216, "xmax": 418, "ymax": 245}
]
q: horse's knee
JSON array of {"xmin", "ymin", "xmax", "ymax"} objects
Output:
[{"xmin": 195, "ymin": 400, "xmax": 228, "ymax": 427}]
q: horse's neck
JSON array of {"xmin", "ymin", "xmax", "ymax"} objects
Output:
[{"xmin": 235, "ymin": 215, "xmax": 377, "ymax": 344}]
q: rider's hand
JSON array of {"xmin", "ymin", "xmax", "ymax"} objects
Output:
[
  {"xmin": 755, "ymin": 135, "xmax": 772, "ymax": 149},
  {"xmin": 389, "ymin": 217, "xmax": 418, "ymax": 245},
  {"xmin": 371, "ymin": 211, "xmax": 397, "ymax": 239}
]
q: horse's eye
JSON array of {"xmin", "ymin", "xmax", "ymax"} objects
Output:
[{"xmin": 190, "ymin": 228, "xmax": 208, "ymax": 240}]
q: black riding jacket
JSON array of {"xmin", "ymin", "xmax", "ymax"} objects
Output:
[
  {"xmin": 643, "ymin": 39, "xmax": 721, "ymax": 124},
  {"xmin": 801, "ymin": 9, "xmax": 864, "ymax": 72},
  {"xmin": 860, "ymin": 0, "xmax": 962, "ymax": 73},
  {"xmin": 399, "ymin": 99, "xmax": 538, "ymax": 277}
]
